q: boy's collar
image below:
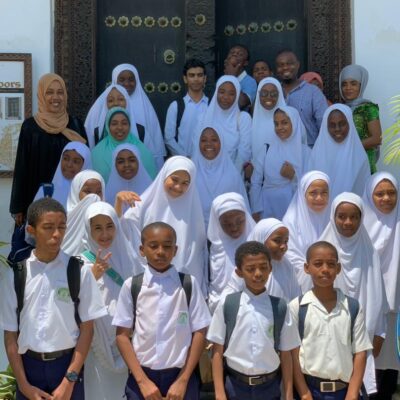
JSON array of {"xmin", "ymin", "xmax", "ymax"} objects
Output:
[{"xmin": 145, "ymin": 264, "xmax": 179, "ymax": 284}]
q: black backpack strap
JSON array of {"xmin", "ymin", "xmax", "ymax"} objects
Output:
[
  {"xmin": 297, "ymin": 295, "xmax": 307, "ymax": 341},
  {"xmin": 131, "ymin": 273, "xmax": 144, "ymax": 330},
  {"xmin": 346, "ymin": 296, "xmax": 360, "ymax": 343},
  {"xmin": 67, "ymin": 256, "xmax": 83, "ymax": 327},
  {"xmin": 269, "ymin": 295, "xmax": 287, "ymax": 353},
  {"xmin": 136, "ymin": 123, "xmax": 145, "ymax": 142},
  {"xmin": 94, "ymin": 126, "xmax": 100, "ymax": 145},
  {"xmin": 178, "ymin": 272, "xmax": 192, "ymax": 308},
  {"xmin": 174, "ymin": 97, "xmax": 185, "ymax": 142},
  {"xmin": 13, "ymin": 260, "xmax": 27, "ymax": 330},
  {"xmin": 223, "ymin": 292, "xmax": 242, "ymax": 350}
]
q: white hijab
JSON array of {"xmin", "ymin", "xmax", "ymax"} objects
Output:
[
  {"xmin": 283, "ymin": 170, "xmax": 331, "ymax": 292},
  {"xmin": 320, "ymin": 192, "xmax": 387, "ymax": 335},
  {"xmin": 363, "ymin": 172, "xmax": 400, "ymax": 311},
  {"xmin": 111, "ymin": 64, "xmax": 165, "ymax": 159},
  {"xmin": 207, "ymin": 192, "xmax": 255, "ymax": 312},
  {"xmin": 84, "ymin": 201, "xmax": 139, "ymax": 371},
  {"xmin": 307, "ymin": 103, "xmax": 370, "ymax": 198},
  {"xmin": 33, "ymin": 141, "xmax": 92, "ymax": 207},
  {"xmin": 192, "ymin": 126, "xmax": 249, "ymax": 225},
  {"xmin": 251, "ymin": 77, "xmax": 286, "ymax": 156},
  {"xmin": 247, "ymin": 218, "xmax": 301, "ymax": 302},
  {"xmin": 62, "ymin": 170, "xmax": 105, "ymax": 256},
  {"xmin": 122, "ymin": 156, "xmax": 207, "ymax": 291},
  {"xmin": 200, "ymin": 75, "xmax": 242, "ymax": 160},
  {"xmin": 105, "ymin": 143, "xmax": 152, "ymax": 205},
  {"xmin": 84, "ymin": 84, "xmax": 139, "ymax": 148}
]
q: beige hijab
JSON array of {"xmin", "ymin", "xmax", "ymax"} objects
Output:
[{"xmin": 34, "ymin": 73, "xmax": 86, "ymax": 143}]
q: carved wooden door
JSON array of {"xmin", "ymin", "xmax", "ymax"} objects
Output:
[
  {"xmin": 96, "ymin": 0, "xmax": 187, "ymax": 126},
  {"xmin": 215, "ymin": 0, "xmax": 307, "ymax": 77}
]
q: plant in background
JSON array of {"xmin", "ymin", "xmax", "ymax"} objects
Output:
[
  {"xmin": 0, "ymin": 365, "xmax": 16, "ymax": 400},
  {"xmin": 383, "ymin": 95, "xmax": 400, "ymax": 164}
]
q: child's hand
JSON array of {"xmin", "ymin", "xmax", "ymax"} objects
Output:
[
  {"xmin": 115, "ymin": 191, "xmax": 141, "ymax": 217},
  {"xmin": 280, "ymin": 161, "xmax": 295, "ymax": 180},
  {"xmin": 92, "ymin": 249, "xmax": 112, "ymax": 280},
  {"xmin": 224, "ymin": 56, "xmax": 241, "ymax": 76},
  {"xmin": 165, "ymin": 376, "xmax": 188, "ymax": 400},
  {"xmin": 138, "ymin": 378, "xmax": 163, "ymax": 400}
]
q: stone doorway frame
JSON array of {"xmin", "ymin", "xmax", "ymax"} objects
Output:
[{"xmin": 55, "ymin": 0, "xmax": 351, "ymax": 119}]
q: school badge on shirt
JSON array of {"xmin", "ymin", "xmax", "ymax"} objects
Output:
[
  {"xmin": 177, "ymin": 311, "xmax": 188, "ymax": 326},
  {"xmin": 56, "ymin": 287, "xmax": 71, "ymax": 302}
]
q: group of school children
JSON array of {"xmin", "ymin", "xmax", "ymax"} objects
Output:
[{"xmin": 1, "ymin": 44, "xmax": 397, "ymax": 400}]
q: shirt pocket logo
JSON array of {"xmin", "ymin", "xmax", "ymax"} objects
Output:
[
  {"xmin": 56, "ymin": 287, "xmax": 71, "ymax": 303},
  {"xmin": 177, "ymin": 311, "xmax": 188, "ymax": 326}
]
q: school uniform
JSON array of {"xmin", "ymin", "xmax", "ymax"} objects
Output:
[
  {"xmin": 112, "ymin": 265, "xmax": 211, "ymax": 400},
  {"xmin": 237, "ymin": 70, "xmax": 257, "ymax": 106},
  {"xmin": 164, "ymin": 94, "xmax": 209, "ymax": 156},
  {"xmin": 289, "ymin": 289, "xmax": 372, "ymax": 399},
  {"xmin": 0, "ymin": 250, "xmax": 107, "ymax": 400},
  {"xmin": 207, "ymin": 288, "xmax": 300, "ymax": 399}
]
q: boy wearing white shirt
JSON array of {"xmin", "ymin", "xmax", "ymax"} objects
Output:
[
  {"xmin": 289, "ymin": 241, "xmax": 372, "ymax": 400},
  {"xmin": 1, "ymin": 198, "xmax": 107, "ymax": 400},
  {"xmin": 207, "ymin": 241, "xmax": 300, "ymax": 400},
  {"xmin": 113, "ymin": 222, "xmax": 211, "ymax": 400}
]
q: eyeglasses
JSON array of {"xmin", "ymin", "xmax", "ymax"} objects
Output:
[{"xmin": 259, "ymin": 90, "xmax": 279, "ymax": 99}]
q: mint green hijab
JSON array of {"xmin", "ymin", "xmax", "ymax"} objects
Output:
[{"xmin": 91, "ymin": 107, "xmax": 157, "ymax": 182}]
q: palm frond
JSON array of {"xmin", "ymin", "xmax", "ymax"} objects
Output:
[{"xmin": 383, "ymin": 95, "xmax": 400, "ymax": 165}]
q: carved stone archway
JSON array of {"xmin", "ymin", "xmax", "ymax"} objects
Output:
[{"xmin": 55, "ymin": 0, "xmax": 351, "ymax": 120}]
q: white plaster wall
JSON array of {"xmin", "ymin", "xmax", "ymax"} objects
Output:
[
  {"xmin": 353, "ymin": 0, "xmax": 400, "ymax": 177},
  {"xmin": 0, "ymin": 0, "xmax": 54, "ymax": 370}
]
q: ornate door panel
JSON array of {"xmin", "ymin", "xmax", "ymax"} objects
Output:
[{"xmin": 216, "ymin": 1, "xmax": 307, "ymax": 77}]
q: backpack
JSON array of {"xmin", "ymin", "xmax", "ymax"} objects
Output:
[
  {"xmin": 130, "ymin": 271, "xmax": 192, "ymax": 329},
  {"xmin": 12, "ymin": 256, "xmax": 83, "ymax": 329},
  {"xmin": 297, "ymin": 294, "xmax": 360, "ymax": 342},
  {"xmin": 174, "ymin": 97, "xmax": 186, "ymax": 142},
  {"xmin": 223, "ymin": 291, "xmax": 287, "ymax": 352}
]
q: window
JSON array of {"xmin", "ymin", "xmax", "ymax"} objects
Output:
[{"xmin": 6, "ymin": 97, "xmax": 22, "ymax": 120}]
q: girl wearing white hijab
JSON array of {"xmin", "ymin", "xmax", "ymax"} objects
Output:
[
  {"xmin": 112, "ymin": 64, "xmax": 166, "ymax": 169},
  {"xmin": 207, "ymin": 192, "xmax": 255, "ymax": 313},
  {"xmin": 82, "ymin": 202, "xmax": 141, "ymax": 400},
  {"xmin": 122, "ymin": 156, "xmax": 208, "ymax": 294},
  {"xmin": 320, "ymin": 192, "xmax": 387, "ymax": 394},
  {"xmin": 105, "ymin": 143, "xmax": 152, "ymax": 205},
  {"xmin": 363, "ymin": 172, "xmax": 400, "ymax": 377},
  {"xmin": 192, "ymin": 125, "xmax": 249, "ymax": 226},
  {"xmin": 198, "ymin": 75, "xmax": 251, "ymax": 171},
  {"xmin": 84, "ymin": 84, "xmax": 134, "ymax": 148},
  {"xmin": 250, "ymin": 105, "xmax": 310, "ymax": 220},
  {"xmin": 307, "ymin": 103, "xmax": 370, "ymax": 198},
  {"xmin": 62, "ymin": 170, "xmax": 105, "ymax": 256},
  {"xmin": 283, "ymin": 170, "xmax": 330, "ymax": 293},
  {"xmin": 251, "ymin": 77, "xmax": 286, "ymax": 156},
  {"xmin": 33, "ymin": 141, "xmax": 92, "ymax": 207}
]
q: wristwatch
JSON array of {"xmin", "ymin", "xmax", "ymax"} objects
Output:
[{"xmin": 65, "ymin": 370, "xmax": 79, "ymax": 382}]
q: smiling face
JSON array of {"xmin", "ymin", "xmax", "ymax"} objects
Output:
[
  {"xmin": 219, "ymin": 209, "xmax": 246, "ymax": 239},
  {"xmin": 107, "ymin": 88, "xmax": 127, "ymax": 109},
  {"xmin": 259, "ymin": 83, "xmax": 279, "ymax": 111},
  {"xmin": 236, "ymin": 253, "xmax": 271, "ymax": 295},
  {"xmin": 274, "ymin": 110, "xmax": 293, "ymax": 140},
  {"xmin": 334, "ymin": 202, "xmax": 362, "ymax": 237},
  {"xmin": 109, "ymin": 113, "xmax": 130, "ymax": 141},
  {"xmin": 117, "ymin": 70, "xmax": 136, "ymax": 95},
  {"xmin": 275, "ymin": 52, "xmax": 300, "ymax": 82},
  {"xmin": 79, "ymin": 179, "xmax": 103, "ymax": 200},
  {"xmin": 217, "ymin": 82, "xmax": 236, "ymax": 110},
  {"xmin": 44, "ymin": 80, "xmax": 65, "ymax": 113},
  {"xmin": 264, "ymin": 226, "xmax": 289, "ymax": 261},
  {"xmin": 163, "ymin": 170, "xmax": 191, "ymax": 198},
  {"xmin": 199, "ymin": 128, "xmax": 221, "ymax": 160},
  {"xmin": 341, "ymin": 79, "xmax": 361, "ymax": 101},
  {"xmin": 305, "ymin": 180, "xmax": 329, "ymax": 213},
  {"xmin": 61, "ymin": 150, "xmax": 84, "ymax": 180},
  {"xmin": 327, "ymin": 110, "xmax": 350, "ymax": 143},
  {"xmin": 90, "ymin": 214, "xmax": 116, "ymax": 249},
  {"xmin": 115, "ymin": 149, "xmax": 139, "ymax": 180},
  {"xmin": 372, "ymin": 179, "xmax": 398, "ymax": 214}
]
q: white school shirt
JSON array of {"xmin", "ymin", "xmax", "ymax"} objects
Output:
[
  {"xmin": 112, "ymin": 265, "xmax": 211, "ymax": 370},
  {"xmin": 289, "ymin": 289, "xmax": 372, "ymax": 382},
  {"xmin": 207, "ymin": 288, "xmax": 300, "ymax": 375},
  {"xmin": 0, "ymin": 251, "xmax": 107, "ymax": 354},
  {"xmin": 164, "ymin": 94, "xmax": 209, "ymax": 156}
]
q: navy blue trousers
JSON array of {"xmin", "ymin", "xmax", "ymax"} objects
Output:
[
  {"xmin": 125, "ymin": 367, "xmax": 199, "ymax": 400},
  {"xmin": 225, "ymin": 374, "xmax": 281, "ymax": 400},
  {"xmin": 308, "ymin": 384, "xmax": 349, "ymax": 400},
  {"xmin": 16, "ymin": 352, "xmax": 84, "ymax": 400}
]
